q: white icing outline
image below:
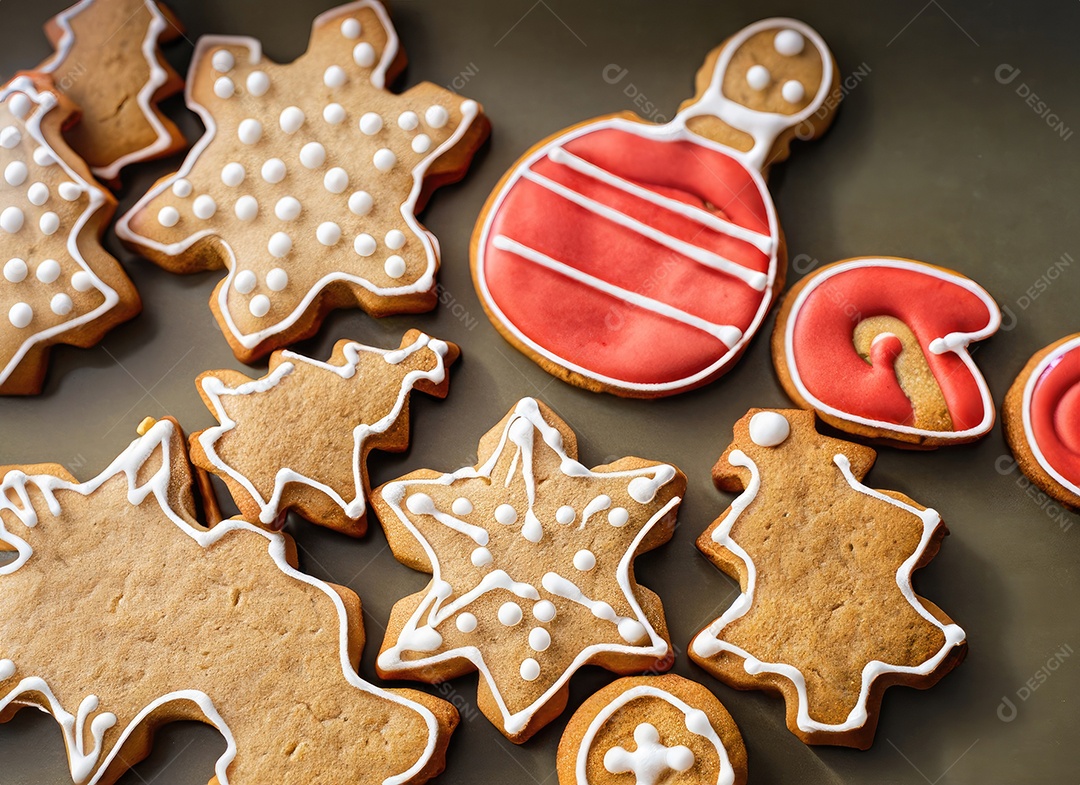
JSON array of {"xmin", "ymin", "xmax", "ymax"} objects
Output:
[
  {"xmin": 475, "ymin": 18, "xmax": 832, "ymax": 394},
  {"xmin": 0, "ymin": 77, "xmax": 119, "ymax": 389},
  {"xmin": 1020, "ymin": 334, "xmax": 1080, "ymax": 497},
  {"xmin": 0, "ymin": 419, "xmax": 439, "ymax": 785},
  {"xmin": 690, "ymin": 448, "xmax": 966, "ymax": 734},
  {"xmin": 575, "ymin": 685, "xmax": 735, "ymax": 785},
  {"xmin": 782, "ymin": 258, "xmax": 1001, "ymax": 440},
  {"xmin": 38, "ymin": 0, "xmax": 176, "ymax": 181},
  {"xmin": 198, "ymin": 332, "xmax": 449, "ymax": 524},
  {"xmin": 377, "ymin": 397, "xmax": 679, "ymax": 735},
  {"xmin": 114, "ymin": 0, "xmax": 482, "ymax": 351}
]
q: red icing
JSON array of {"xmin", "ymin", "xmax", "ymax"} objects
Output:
[
  {"xmin": 790, "ymin": 264, "xmax": 996, "ymax": 432},
  {"xmin": 481, "ymin": 124, "xmax": 775, "ymax": 388},
  {"xmin": 1028, "ymin": 340, "xmax": 1080, "ymax": 488}
]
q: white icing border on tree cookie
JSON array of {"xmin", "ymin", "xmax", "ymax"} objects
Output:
[
  {"xmin": 1020, "ymin": 334, "xmax": 1080, "ymax": 497},
  {"xmin": 0, "ymin": 419, "xmax": 439, "ymax": 785}
]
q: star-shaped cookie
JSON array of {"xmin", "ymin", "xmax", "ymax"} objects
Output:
[
  {"xmin": 116, "ymin": 0, "xmax": 489, "ymax": 363},
  {"xmin": 190, "ymin": 330, "xmax": 458, "ymax": 536},
  {"xmin": 37, "ymin": 0, "xmax": 187, "ymax": 186},
  {"xmin": 0, "ymin": 417, "xmax": 456, "ymax": 784},
  {"xmin": 690, "ymin": 409, "xmax": 967, "ymax": 748},
  {"xmin": 0, "ymin": 75, "xmax": 140, "ymax": 395},
  {"xmin": 373, "ymin": 397, "xmax": 686, "ymax": 742}
]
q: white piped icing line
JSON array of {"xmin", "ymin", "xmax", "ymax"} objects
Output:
[
  {"xmin": 0, "ymin": 419, "xmax": 439, "ymax": 785},
  {"xmin": 198, "ymin": 332, "xmax": 449, "ymax": 525},
  {"xmin": 37, "ymin": 0, "xmax": 176, "ymax": 181},
  {"xmin": 690, "ymin": 444, "xmax": 966, "ymax": 735},
  {"xmin": 377, "ymin": 397, "xmax": 680, "ymax": 736},
  {"xmin": 1020, "ymin": 335, "xmax": 1080, "ymax": 497},
  {"xmin": 576, "ymin": 685, "xmax": 736, "ymax": 785}
]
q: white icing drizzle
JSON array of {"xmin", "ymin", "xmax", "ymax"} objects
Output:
[
  {"xmin": 0, "ymin": 420, "xmax": 439, "ymax": 785},
  {"xmin": 604, "ymin": 722, "xmax": 694, "ymax": 785},
  {"xmin": 197, "ymin": 332, "xmax": 449, "ymax": 524},
  {"xmin": 1020, "ymin": 334, "xmax": 1080, "ymax": 497},
  {"xmin": 690, "ymin": 448, "xmax": 966, "ymax": 734}
]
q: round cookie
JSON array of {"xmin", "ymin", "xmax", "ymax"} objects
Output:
[
  {"xmin": 772, "ymin": 257, "xmax": 1001, "ymax": 447},
  {"xmin": 556, "ymin": 674, "xmax": 748, "ymax": 785}
]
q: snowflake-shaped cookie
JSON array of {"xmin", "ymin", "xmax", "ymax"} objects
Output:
[
  {"xmin": 373, "ymin": 397, "xmax": 686, "ymax": 742},
  {"xmin": 116, "ymin": 0, "xmax": 488, "ymax": 362},
  {"xmin": 0, "ymin": 75, "xmax": 139, "ymax": 395}
]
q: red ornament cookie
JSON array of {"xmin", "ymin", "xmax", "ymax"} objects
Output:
[
  {"xmin": 472, "ymin": 18, "xmax": 839, "ymax": 397},
  {"xmin": 773, "ymin": 258, "xmax": 1001, "ymax": 447}
]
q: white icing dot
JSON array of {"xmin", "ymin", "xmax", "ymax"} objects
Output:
[
  {"xmin": 38, "ymin": 212, "xmax": 60, "ymax": 235},
  {"xmin": 324, "ymin": 65, "xmax": 347, "ymax": 88},
  {"xmin": 353, "ymin": 42, "xmax": 376, "ymax": 67},
  {"xmin": 275, "ymin": 196, "xmax": 301, "ymax": 221},
  {"xmin": 8, "ymin": 94, "xmax": 31, "ymax": 119},
  {"xmin": 519, "ymin": 658, "xmax": 540, "ymax": 681},
  {"xmin": 555, "ymin": 506, "xmax": 575, "ymax": 525},
  {"xmin": 0, "ymin": 126, "xmax": 21, "ymax": 149},
  {"xmin": 748, "ymin": 411, "xmax": 791, "ymax": 447},
  {"xmin": 533, "ymin": 600, "xmax": 556, "ymax": 622},
  {"xmin": 4, "ymin": 258, "xmax": 27, "ymax": 282},
  {"xmin": 316, "ymin": 221, "xmax": 341, "ymax": 246},
  {"xmin": 71, "ymin": 271, "xmax": 93, "ymax": 291},
  {"xmin": 747, "ymin": 64, "xmax": 771, "ymax": 91},
  {"xmin": 618, "ymin": 618, "xmax": 647, "ymax": 644},
  {"xmin": 425, "ymin": 105, "xmax": 449, "ymax": 128},
  {"xmin": 300, "ymin": 142, "xmax": 326, "ymax": 169},
  {"xmin": 528, "ymin": 627, "xmax": 551, "ymax": 652},
  {"xmin": 573, "ymin": 549, "xmax": 596, "ymax": 571},
  {"xmin": 324, "ymin": 167, "xmax": 349, "ymax": 194},
  {"xmin": 398, "ymin": 111, "xmax": 419, "ymax": 131},
  {"xmin": 774, "ymin": 29, "xmax": 806, "ymax": 56},
  {"xmin": 172, "ymin": 179, "xmax": 193, "ymax": 197},
  {"xmin": 452, "ymin": 498, "xmax": 473, "ymax": 516},
  {"xmin": 685, "ymin": 708, "xmax": 711, "ymax": 736},
  {"xmin": 4, "ymin": 161, "xmax": 27, "ymax": 186},
  {"xmin": 323, "ymin": 103, "xmax": 346, "ymax": 124},
  {"xmin": 32, "ymin": 146, "xmax": 54, "ymax": 167},
  {"xmin": 214, "ymin": 77, "xmax": 235, "ymax": 99},
  {"xmin": 470, "ymin": 547, "xmax": 493, "ymax": 567},
  {"xmin": 27, "ymin": 182, "xmax": 48, "ymax": 206},
  {"xmin": 268, "ymin": 232, "xmax": 292, "ymax": 258},
  {"xmin": 456, "ymin": 612, "xmax": 477, "ymax": 633},
  {"xmin": 494, "ymin": 504, "xmax": 517, "ymax": 525},
  {"xmin": 193, "ymin": 195, "xmax": 217, "ymax": 220},
  {"xmin": 782, "ymin": 79, "xmax": 806, "ymax": 103},
  {"xmin": 341, "ymin": 18, "xmax": 362, "ymax": 39},
  {"xmin": 261, "ymin": 158, "xmax": 286, "ymax": 183},
  {"xmin": 50, "ymin": 293, "xmax": 72, "ymax": 316},
  {"xmin": 247, "ymin": 71, "xmax": 270, "ymax": 96},
  {"xmin": 498, "ymin": 602, "xmax": 523, "ymax": 626},
  {"xmin": 235, "ymin": 195, "xmax": 258, "ymax": 221},
  {"xmin": 159, "ymin": 205, "xmax": 181, "ymax": 228},
  {"xmin": 667, "ymin": 746, "xmax": 695, "ymax": 772},
  {"xmin": 353, "ymin": 233, "xmax": 376, "ymax": 256},
  {"xmin": 249, "ymin": 294, "xmax": 271, "ymax": 318},
  {"xmin": 8, "ymin": 302, "xmax": 32, "ymax": 328},
  {"xmin": 279, "ymin": 106, "xmax": 305, "ymax": 134},
  {"xmin": 608, "ymin": 507, "xmax": 629, "ymax": 527},
  {"xmin": 238, "ymin": 118, "xmax": 263, "ymax": 145},
  {"xmin": 35, "ymin": 259, "xmax": 60, "ymax": 283},
  {"xmin": 266, "ymin": 268, "xmax": 288, "ymax": 291},
  {"xmin": 221, "ymin": 163, "xmax": 245, "ymax": 187},
  {"xmin": 212, "ymin": 49, "xmax": 235, "ymax": 73},
  {"xmin": 384, "ymin": 255, "xmax": 406, "ymax": 279},
  {"xmin": 58, "ymin": 182, "xmax": 81, "ymax": 201},
  {"xmin": 348, "ymin": 190, "xmax": 372, "ymax": 215},
  {"xmin": 359, "ymin": 112, "xmax": 383, "ymax": 135},
  {"xmin": 411, "ymin": 134, "xmax": 432, "ymax": 154},
  {"xmin": 234, "ymin": 269, "xmax": 257, "ymax": 294},
  {"xmin": 385, "ymin": 230, "xmax": 406, "ymax": 250},
  {"xmin": 4, "ymin": 205, "xmax": 28, "ymax": 232},
  {"xmin": 373, "ymin": 148, "xmax": 396, "ymax": 172}
]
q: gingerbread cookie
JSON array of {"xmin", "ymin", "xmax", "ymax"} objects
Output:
[
  {"xmin": 690, "ymin": 409, "xmax": 966, "ymax": 748},
  {"xmin": 116, "ymin": 0, "xmax": 489, "ymax": 363},
  {"xmin": 472, "ymin": 18, "xmax": 839, "ymax": 397},
  {"xmin": 557, "ymin": 674, "xmax": 748, "ymax": 785},
  {"xmin": 372, "ymin": 397, "xmax": 685, "ymax": 742},
  {"xmin": 773, "ymin": 258, "xmax": 1001, "ymax": 447},
  {"xmin": 1003, "ymin": 333, "xmax": 1080, "ymax": 509},
  {"xmin": 37, "ymin": 0, "xmax": 186, "ymax": 186},
  {"xmin": 190, "ymin": 330, "xmax": 458, "ymax": 536},
  {"xmin": 0, "ymin": 417, "xmax": 456, "ymax": 784},
  {"xmin": 0, "ymin": 76, "xmax": 140, "ymax": 395}
]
